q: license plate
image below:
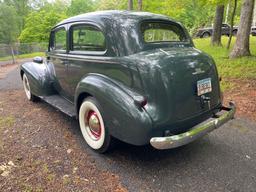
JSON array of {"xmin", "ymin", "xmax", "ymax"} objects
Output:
[{"xmin": 197, "ymin": 78, "xmax": 212, "ymax": 96}]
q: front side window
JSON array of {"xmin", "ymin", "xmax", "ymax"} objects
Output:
[
  {"xmin": 141, "ymin": 22, "xmax": 188, "ymax": 43},
  {"xmin": 53, "ymin": 28, "xmax": 66, "ymax": 50},
  {"xmin": 71, "ymin": 25, "xmax": 106, "ymax": 52}
]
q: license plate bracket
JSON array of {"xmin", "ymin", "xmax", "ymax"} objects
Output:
[{"xmin": 197, "ymin": 78, "xmax": 212, "ymax": 96}]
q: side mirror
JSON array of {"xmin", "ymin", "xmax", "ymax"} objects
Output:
[{"xmin": 33, "ymin": 56, "xmax": 43, "ymax": 64}]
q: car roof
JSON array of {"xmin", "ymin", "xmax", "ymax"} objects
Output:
[{"xmin": 54, "ymin": 10, "xmax": 176, "ymax": 28}]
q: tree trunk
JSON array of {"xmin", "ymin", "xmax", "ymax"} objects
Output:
[
  {"xmin": 138, "ymin": 0, "xmax": 142, "ymax": 11},
  {"xmin": 128, "ymin": 0, "xmax": 133, "ymax": 10},
  {"xmin": 253, "ymin": 2, "xmax": 256, "ymax": 25},
  {"xmin": 227, "ymin": 0, "xmax": 238, "ymax": 49},
  {"xmin": 230, "ymin": 0, "xmax": 255, "ymax": 58},
  {"xmin": 10, "ymin": 45, "xmax": 16, "ymax": 64},
  {"xmin": 225, "ymin": 0, "xmax": 230, "ymax": 24},
  {"xmin": 211, "ymin": 5, "xmax": 225, "ymax": 46}
]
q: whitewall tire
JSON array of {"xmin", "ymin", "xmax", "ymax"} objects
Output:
[
  {"xmin": 22, "ymin": 73, "xmax": 38, "ymax": 102},
  {"xmin": 79, "ymin": 97, "xmax": 112, "ymax": 153}
]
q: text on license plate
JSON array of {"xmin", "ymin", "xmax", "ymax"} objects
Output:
[{"xmin": 197, "ymin": 78, "xmax": 212, "ymax": 96}]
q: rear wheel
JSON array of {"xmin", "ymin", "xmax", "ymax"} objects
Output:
[
  {"xmin": 79, "ymin": 97, "xmax": 113, "ymax": 153},
  {"xmin": 202, "ymin": 32, "xmax": 210, "ymax": 38},
  {"xmin": 22, "ymin": 73, "xmax": 38, "ymax": 102},
  {"xmin": 232, "ymin": 30, "xmax": 238, "ymax": 36}
]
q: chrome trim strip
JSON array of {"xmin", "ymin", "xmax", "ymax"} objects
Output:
[{"xmin": 150, "ymin": 102, "xmax": 236, "ymax": 150}]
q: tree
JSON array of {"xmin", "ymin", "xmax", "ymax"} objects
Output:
[
  {"xmin": 230, "ymin": 0, "xmax": 255, "ymax": 58},
  {"xmin": 138, "ymin": 0, "xmax": 142, "ymax": 11},
  {"xmin": 67, "ymin": 0, "xmax": 95, "ymax": 16},
  {"xmin": 4, "ymin": 0, "xmax": 30, "ymax": 32},
  {"xmin": 227, "ymin": 0, "xmax": 238, "ymax": 49},
  {"xmin": 128, "ymin": 0, "xmax": 133, "ymax": 10},
  {"xmin": 211, "ymin": 4, "xmax": 225, "ymax": 46},
  {"xmin": 19, "ymin": 8, "xmax": 67, "ymax": 43},
  {"xmin": 97, "ymin": 0, "xmax": 126, "ymax": 10},
  {"xmin": 0, "ymin": 3, "xmax": 19, "ymax": 63}
]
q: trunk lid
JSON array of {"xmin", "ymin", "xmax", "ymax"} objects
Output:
[{"xmin": 131, "ymin": 47, "xmax": 221, "ymax": 129}]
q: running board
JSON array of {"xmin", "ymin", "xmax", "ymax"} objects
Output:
[{"xmin": 39, "ymin": 95, "xmax": 76, "ymax": 118}]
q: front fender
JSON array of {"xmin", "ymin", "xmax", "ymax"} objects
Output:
[
  {"xmin": 20, "ymin": 61, "xmax": 55, "ymax": 96},
  {"xmin": 75, "ymin": 74, "xmax": 153, "ymax": 146}
]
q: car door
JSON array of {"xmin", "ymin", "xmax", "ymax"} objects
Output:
[
  {"xmin": 65, "ymin": 23, "xmax": 108, "ymax": 101},
  {"xmin": 48, "ymin": 26, "xmax": 70, "ymax": 98}
]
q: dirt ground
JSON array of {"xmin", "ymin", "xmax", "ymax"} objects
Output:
[
  {"xmin": 0, "ymin": 64, "xmax": 18, "ymax": 79},
  {"xmin": 0, "ymin": 90, "xmax": 127, "ymax": 192},
  {"xmin": 224, "ymin": 78, "xmax": 256, "ymax": 121}
]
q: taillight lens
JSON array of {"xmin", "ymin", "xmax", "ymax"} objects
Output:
[{"xmin": 134, "ymin": 96, "xmax": 147, "ymax": 108}]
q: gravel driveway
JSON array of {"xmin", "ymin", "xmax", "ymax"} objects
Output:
[{"xmin": 0, "ymin": 67, "xmax": 256, "ymax": 192}]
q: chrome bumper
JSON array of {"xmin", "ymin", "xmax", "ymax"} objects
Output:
[{"xmin": 150, "ymin": 102, "xmax": 236, "ymax": 150}]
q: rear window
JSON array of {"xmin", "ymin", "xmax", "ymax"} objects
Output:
[{"xmin": 141, "ymin": 22, "xmax": 188, "ymax": 43}]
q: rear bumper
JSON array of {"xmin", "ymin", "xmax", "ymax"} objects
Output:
[{"xmin": 150, "ymin": 102, "xmax": 236, "ymax": 150}]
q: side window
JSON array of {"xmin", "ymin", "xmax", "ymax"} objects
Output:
[
  {"xmin": 71, "ymin": 24, "xmax": 106, "ymax": 52},
  {"xmin": 53, "ymin": 28, "xmax": 66, "ymax": 51}
]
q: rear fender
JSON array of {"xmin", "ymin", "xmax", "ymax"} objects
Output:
[
  {"xmin": 75, "ymin": 74, "xmax": 153, "ymax": 145},
  {"xmin": 20, "ymin": 61, "xmax": 55, "ymax": 96}
]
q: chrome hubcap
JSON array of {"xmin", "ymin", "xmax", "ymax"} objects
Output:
[{"xmin": 86, "ymin": 111, "xmax": 101, "ymax": 140}]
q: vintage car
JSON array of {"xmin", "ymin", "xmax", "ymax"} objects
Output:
[{"xmin": 20, "ymin": 11, "xmax": 236, "ymax": 153}]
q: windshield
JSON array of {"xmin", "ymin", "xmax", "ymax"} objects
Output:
[{"xmin": 141, "ymin": 21, "xmax": 188, "ymax": 43}]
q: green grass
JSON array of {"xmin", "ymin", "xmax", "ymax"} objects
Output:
[
  {"xmin": 0, "ymin": 52, "xmax": 45, "ymax": 62},
  {"xmin": 194, "ymin": 36, "xmax": 256, "ymax": 79}
]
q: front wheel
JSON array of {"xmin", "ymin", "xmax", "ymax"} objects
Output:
[
  {"xmin": 79, "ymin": 97, "xmax": 113, "ymax": 153},
  {"xmin": 232, "ymin": 30, "xmax": 238, "ymax": 36},
  {"xmin": 202, "ymin": 32, "xmax": 210, "ymax": 38},
  {"xmin": 22, "ymin": 73, "xmax": 38, "ymax": 102}
]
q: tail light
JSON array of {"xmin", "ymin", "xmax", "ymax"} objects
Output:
[{"xmin": 134, "ymin": 96, "xmax": 147, "ymax": 108}]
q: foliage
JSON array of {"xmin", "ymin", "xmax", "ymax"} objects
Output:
[
  {"xmin": 97, "ymin": 0, "xmax": 127, "ymax": 10},
  {"xmin": 4, "ymin": 0, "xmax": 31, "ymax": 33},
  {"xmin": 176, "ymin": 1, "xmax": 215, "ymax": 34},
  {"xmin": 67, "ymin": 0, "xmax": 95, "ymax": 16},
  {"xmin": 0, "ymin": 3, "xmax": 19, "ymax": 44},
  {"xmin": 19, "ymin": 6, "xmax": 67, "ymax": 43},
  {"xmin": 132, "ymin": 0, "xmax": 215, "ymax": 34}
]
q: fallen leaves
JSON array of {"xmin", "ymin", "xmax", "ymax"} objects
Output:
[
  {"xmin": 224, "ymin": 78, "xmax": 256, "ymax": 121},
  {"xmin": 0, "ymin": 161, "xmax": 15, "ymax": 177},
  {"xmin": 0, "ymin": 90, "xmax": 127, "ymax": 191},
  {"xmin": 67, "ymin": 149, "xmax": 72, "ymax": 154}
]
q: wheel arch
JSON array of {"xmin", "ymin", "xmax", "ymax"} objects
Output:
[
  {"xmin": 74, "ymin": 73, "xmax": 153, "ymax": 146},
  {"xmin": 20, "ymin": 69, "xmax": 24, "ymax": 79},
  {"xmin": 201, "ymin": 31, "xmax": 211, "ymax": 37},
  {"xmin": 76, "ymin": 92, "xmax": 93, "ymax": 115}
]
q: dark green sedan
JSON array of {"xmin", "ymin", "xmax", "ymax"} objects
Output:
[{"xmin": 20, "ymin": 10, "xmax": 236, "ymax": 153}]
